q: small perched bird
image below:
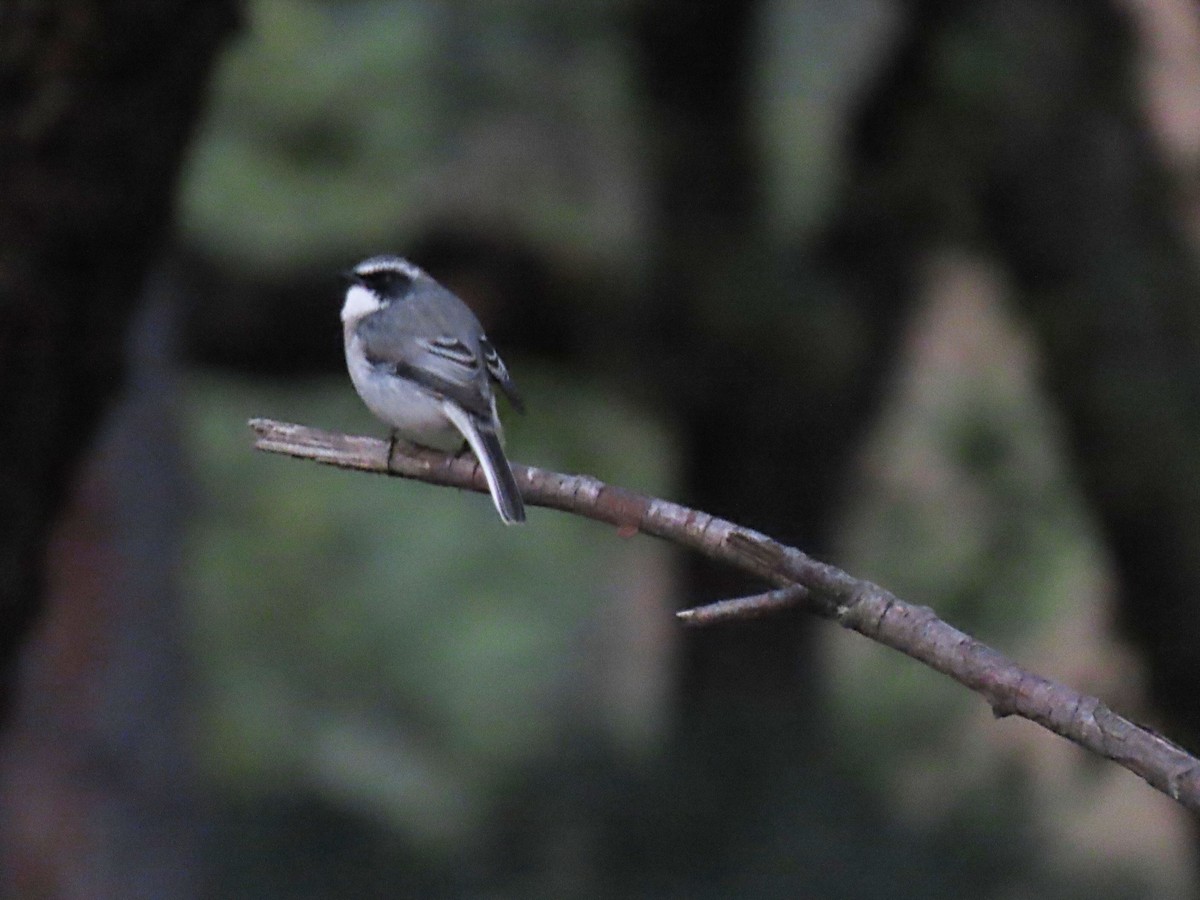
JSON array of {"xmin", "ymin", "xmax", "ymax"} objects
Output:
[{"xmin": 341, "ymin": 255, "xmax": 526, "ymax": 524}]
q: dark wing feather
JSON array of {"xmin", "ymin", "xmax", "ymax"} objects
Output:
[
  {"xmin": 475, "ymin": 424, "xmax": 525, "ymax": 523},
  {"xmin": 369, "ymin": 355, "xmax": 494, "ymax": 419},
  {"xmin": 358, "ymin": 313, "xmax": 494, "ymax": 420},
  {"xmin": 480, "ymin": 336, "xmax": 525, "ymax": 414}
]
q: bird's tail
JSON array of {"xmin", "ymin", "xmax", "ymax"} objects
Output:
[{"xmin": 441, "ymin": 402, "xmax": 526, "ymax": 525}]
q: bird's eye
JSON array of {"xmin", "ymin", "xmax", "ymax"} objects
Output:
[{"xmin": 361, "ymin": 270, "xmax": 413, "ymax": 296}]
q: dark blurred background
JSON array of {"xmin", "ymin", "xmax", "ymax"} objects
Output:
[{"xmin": 3, "ymin": 0, "xmax": 1200, "ymax": 897}]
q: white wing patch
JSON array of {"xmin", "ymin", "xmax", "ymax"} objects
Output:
[
  {"xmin": 480, "ymin": 337, "xmax": 508, "ymax": 379},
  {"xmin": 421, "ymin": 336, "xmax": 480, "ymax": 369}
]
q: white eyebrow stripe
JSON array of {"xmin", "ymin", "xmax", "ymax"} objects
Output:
[{"xmin": 353, "ymin": 256, "xmax": 424, "ymax": 280}]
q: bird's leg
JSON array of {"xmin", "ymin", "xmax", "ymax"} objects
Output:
[{"xmin": 386, "ymin": 429, "xmax": 400, "ymax": 469}]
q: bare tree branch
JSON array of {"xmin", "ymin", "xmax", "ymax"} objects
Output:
[{"xmin": 249, "ymin": 417, "xmax": 1200, "ymax": 813}]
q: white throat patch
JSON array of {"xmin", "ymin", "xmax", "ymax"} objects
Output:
[{"xmin": 341, "ymin": 284, "xmax": 383, "ymax": 323}]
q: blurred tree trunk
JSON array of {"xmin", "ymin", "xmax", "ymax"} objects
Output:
[
  {"xmin": 0, "ymin": 1, "xmax": 236, "ymax": 896},
  {"xmin": 622, "ymin": 0, "xmax": 913, "ymax": 884},
  {"xmin": 832, "ymin": 0, "xmax": 1200, "ymax": 842},
  {"xmin": 978, "ymin": 3, "xmax": 1200, "ymax": 753},
  {"xmin": 0, "ymin": 291, "xmax": 203, "ymax": 899},
  {"xmin": 0, "ymin": 0, "xmax": 237, "ymax": 718},
  {"xmin": 621, "ymin": 0, "xmax": 1200, "ymax": 884}
]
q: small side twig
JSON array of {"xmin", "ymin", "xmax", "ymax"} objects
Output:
[
  {"xmin": 674, "ymin": 586, "xmax": 812, "ymax": 624},
  {"xmin": 249, "ymin": 418, "xmax": 1200, "ymax": 813}
]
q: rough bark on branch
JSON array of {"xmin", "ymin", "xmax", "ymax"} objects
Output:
[{"xmin": 249, "ymin": 417, "xmax": 1200, "ymax": 813}]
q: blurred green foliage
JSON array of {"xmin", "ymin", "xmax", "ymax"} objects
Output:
[
  {"xmin": 181, "ymin": 0, "xmax": 644, "ymax": 271},
  {"xmin": 174, "ymin": 0, "xmax": 1172, "ymax": 894},
  {"xmin": 182, "ymin": 0, "xmax": 443, "ymax": 266},
  {"xmin": 830, "ymin": 278, "xmax": 1112, "ymax": 788},
  {"xmin": 184, "ymin": 366, "xmax": 676, "ymax": 846}
]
